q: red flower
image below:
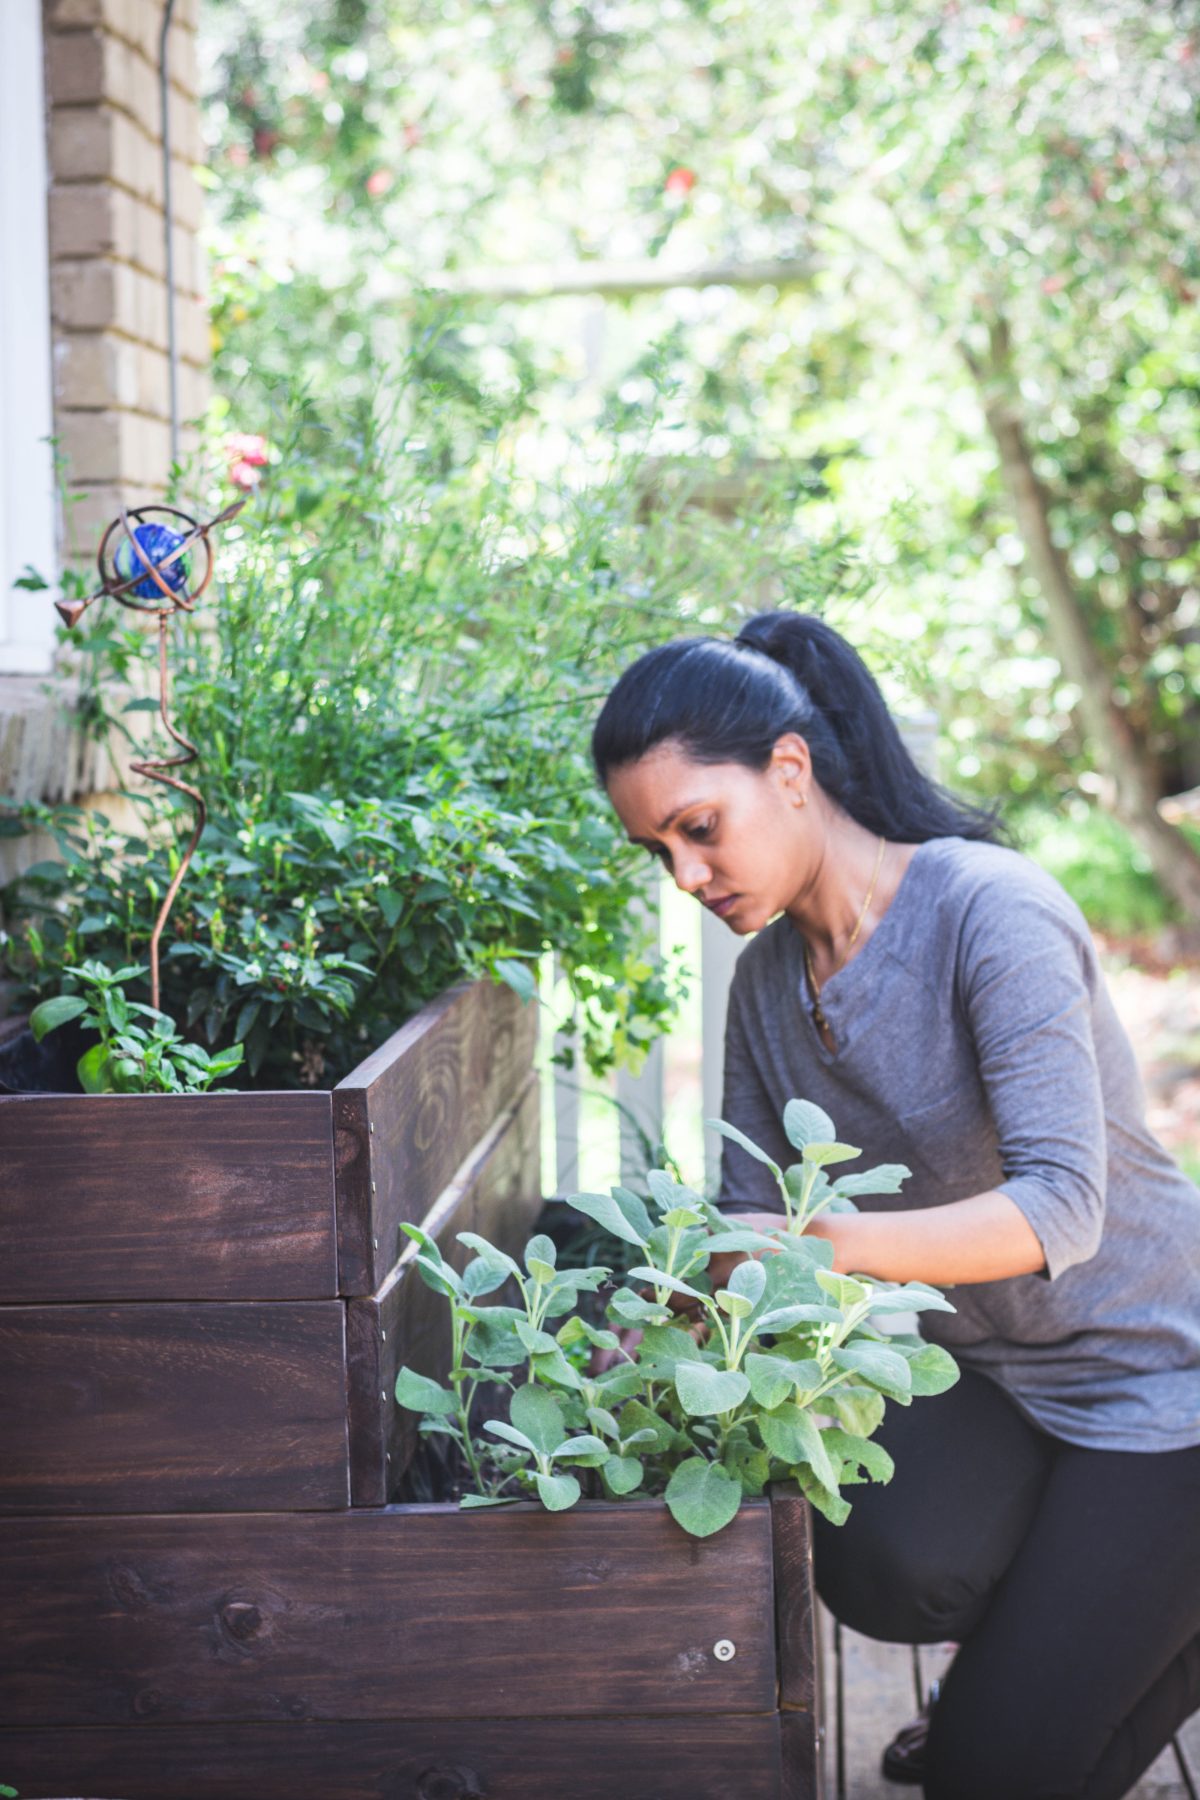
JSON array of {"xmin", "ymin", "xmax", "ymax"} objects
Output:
[
  {"xmin": 665, "ymin": 165, "xmax": 697, "ymax": 196},
  {"xmin": 365, "ymin": 168, "xmax": 393, "ymax": 197},
  {"xmin": 225, "ymin": 432, "xmax": 269, "ymax": 491}
]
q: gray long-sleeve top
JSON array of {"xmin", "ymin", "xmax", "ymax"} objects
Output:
[{"xmin": 717, "ymin": 834, "xmax": 1200, "ymax": 1452}]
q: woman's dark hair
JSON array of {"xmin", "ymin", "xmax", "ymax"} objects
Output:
[{"xmin": 591, "ymin": 610, "xmax": 1009, "ymax": 845}]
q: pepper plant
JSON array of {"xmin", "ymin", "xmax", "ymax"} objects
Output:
[
  {"xmin": 394, "ymin": 1097, "xmax": 960, "ymax": 1537},
  {"xmin": 28, "ymin": 959, "xmax": 245, "ymax": 1094}
]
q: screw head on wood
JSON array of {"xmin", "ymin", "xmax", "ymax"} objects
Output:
[{"xmin": 713, "ymin": 1638, "xmax": 736, "ymax": 1662}]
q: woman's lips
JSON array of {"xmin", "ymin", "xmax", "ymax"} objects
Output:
[{"xmin": 707, "ymin": 894, "xmax": 740, "ymax": 918}]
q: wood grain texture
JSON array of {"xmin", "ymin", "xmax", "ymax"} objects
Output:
[
  {"xmin": 0, "ymin": 1302, "xmax": 350, "ymax": 1513},
  {"xmin": 0, "ymin": 1091, "xmax": 337, "ymax": 1303},
  {"xmin": 0, "ymin": 1716, "xmax": 785, "ymax": 1800},
  {"xmin": 0, "ymin": 1501, "xmax": 776, "ymax": 1726},
  {"xmin": 347, "ymin": 1075, "xmax": 543, "ymax": 1503},
  {"xmin": 333, "ymin": 980, "xmax": 539, "ymax": 1295},
  {"xmin": 772, "ymin": 1489, "xmax": 822, "ymax": 1800}
]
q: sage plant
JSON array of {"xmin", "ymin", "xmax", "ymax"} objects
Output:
[{"xmin": 394, "ymin": 1097, "xmax": 960, "ymax": 1538}]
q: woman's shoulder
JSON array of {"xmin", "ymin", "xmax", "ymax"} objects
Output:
[{"xmin": 916, "ymin": 835, "xmax": 1095, "ymax": 972}]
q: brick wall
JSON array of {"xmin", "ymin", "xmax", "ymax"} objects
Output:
[
  {"xmin": 43, "ymin": 0, "xmax": 209, "ymax": 554},
  {"xmin": 0, "ymin": 0, "xmax": 209, "ymax": 854}
]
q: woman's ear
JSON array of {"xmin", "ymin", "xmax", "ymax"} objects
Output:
[{"xmin": 769, "ymin": 732, "xmax": 812, "ymax": 805}]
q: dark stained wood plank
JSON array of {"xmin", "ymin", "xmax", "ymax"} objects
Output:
[
  {"xmin": 347, "ymin": 1075, "xmax": 543, "ymax": 1503},
  {"xmin": 333, "ymin": 979, "xmax": 539, "ymax": 1295},
  {"xmin": 0, "ymin": 1501, "xmax": 776, "ymax": 1726},
  {"xmin": 0, "ymin": 1302, "xmax": 349, "ymax": 1513},
  {"xmin": 0, "ymin": 1716, "xmax": 784, "ymax": 1800},
  {"xmin": 771, "ymin": 1485, "xmax": 818, "ymax": 1712},
  {"xmin": 0, "ymin": 1091, "xmax": 337, "ymax": 1303}
]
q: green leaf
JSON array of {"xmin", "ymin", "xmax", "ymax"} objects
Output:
[
  {"xmin": 615, "ymin": 1397, "xmax": 677, "ymax": 1454},
  {"xmin": 29, "ymin": 994, "xmax": 88, "ymax": 1040},
  {"xmin": 535, "ymin": 1470, "xmax": 581, "ymax": 1511},
  {"xmin": 715, "ymin": 1288, "xmax": 754, "ymax": 1320},
  {"xmin": 76, "ymin": 1041, "xmax": 112, "ymax": 1093},
  {"xmin": 832, "ymin": 1163, "xmax": 911, "ymax": 1198},
  {"xmin": 509, "ymin": 1382, "xmax": 567, "ymax": 1455},
  {"xmin": 802, "ymin": 1141, "xmax": 862, "ymax": 1168},
  {"xmin": 553, "ymin": 1433, "xmax": 609, "ymax": 1465},
  {"xmin": 792, "ymin": 1463, "xmax": 852, "ymax": 1527},
  {"xmin": 782, "ymin": 1098, "xmax": 837, "ymax": 1150},
  {"xmin": 609, "ymin": 1185, "xmax": 655, "ymax": 1241},
  {"xmin": 662, "ymin": 1204, "xmax": 705, "ymax": 1229},
  {"xmin": 515, "ymin": 1320, "xmax": 558, "ymax": 1355},
  {"xmin": 494, "ymin": 957, "xmax": 536, "ymax": 1003},
  {"xmin": 745, "ymin": 1352, "xmax": 825, "ymax": 1409},
  {"xmin": 625, "ymin": 1266, "xmax": 707, "ymax": 1302},
  {"xmin": 674, "ymin": 1362, "xmax": 751, "ymax": 1418},
  {"xmin": 529, "ymin": 1345, "xmax": 584, "ymax": 1390},
  {"xmin": 524, "ymin": 1232, "xmax": 558, "ymax": 1281},
  {"xmin": 703, "ymin": 1228, "xmax": 784, "ymax": 1255},
  {"xmin": 823, "ymin": 1427, "xmax": 895, "ymax": 1486},
  {"xmin": 394, "ymin": 1367, "xmax": 457, "ymax": 1415},
  {"xmin": 602, "ymin": 1454, "xmax": 644, "ymax": 1495},
  {"xmin": 460, "ymin": 1493, "xmax": 520, "ymax": 1510},
  {"xmin": 754, "ymin": 1302, "xmax": 841, "ymax": 1333},
  {"xmin": 607, "ymin": 1287, "xmax": 672, "ymax": 1326},
  {"xmin": 462, "ymin": 1256, "xmax": 510, "ymax": 1300},
  {"xmin": 483, "ymin": 1419, "xmax": 537, "ymax": 1454},
  {"xmin": 896, "ymin": 1342, "xmax": 961, "ymax": 1397},
  {"xmin": 868, "ymin": 1280, "xmax": 957, "ymax": 1317},
  {"xmin": 377, "ymin": 887, "xmax": 404, "ymax": 927},
  {"xmin": 830, "ymin": 1343, "xmax": 913, "ymax": 1400},
  {"xmin": 707, "ymin": 1118, "xmax": 782, "ymax": 1180},
  {"xmin": 664, "ymin": 1457, "xmax": 742, "ymax": 1538},
  {"xmin": 455, "ymin": 1232, "xmax": 521, "ymax": 1281},
  {"xmin": 728, "ymin": 1258, "xmax": 767, "ymax": 1306},
  {"xmin": 567, "ymin": 1190, "xmax": 648, "ymax": 1249},
  {"xmin": 815, "ymin": 1269, "xmax": 871, "ymax": 1309},
  {"xmin": 759, "ymin": 1403, "xmax": 839, "ymax": 1491},
  {"xmin": 832, "ymin": 1387, "xmax": 886, "ymax": 1437},
  {"xmin": 557, "ymin": 1317, "xmax": 619, "ymax": 1353}
]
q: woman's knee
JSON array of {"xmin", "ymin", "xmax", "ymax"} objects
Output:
[{"xmin": 812, "ymin": 1504, "xmax": 994, "ymax": 1643}]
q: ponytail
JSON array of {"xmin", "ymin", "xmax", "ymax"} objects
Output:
[{"xmin": 591, "ymin": 609, "xmax": 1009, "ymax": 846}]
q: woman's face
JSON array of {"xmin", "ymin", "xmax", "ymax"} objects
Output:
[{"xmin": 605, "ymin": 735, "xmax": 811, "ymax": 934}]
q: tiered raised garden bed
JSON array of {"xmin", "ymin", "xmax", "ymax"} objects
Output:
[{"xmin": 0, "ymin": 980, "xmax": 826, "ymax": 1799}]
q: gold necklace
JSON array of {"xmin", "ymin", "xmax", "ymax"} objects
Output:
[{"xmin": 803, "ymin": 835, "xmax": 887, "ymax": 1039}]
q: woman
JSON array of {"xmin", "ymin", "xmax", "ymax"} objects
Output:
[{"xmin": 591, "ymin": 610, "xmax": 1200, "ymax": 1800}]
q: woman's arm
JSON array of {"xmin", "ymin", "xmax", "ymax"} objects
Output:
[
  {"xmin": 706, "ymin": 1193, "xmax": 1045, "ymax": 1293},
  {"xmin": 805, "ymin": 1191, "xmax": 1046, "ymax": 1284}
]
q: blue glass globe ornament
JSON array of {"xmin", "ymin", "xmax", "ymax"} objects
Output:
[
  {"xmin": 51, "ymin": 497, "xmax": 246, "ymax": 1011},
  {"xmin": 113, "ymin": 521, "xmax": 191, "ymax": 601}
]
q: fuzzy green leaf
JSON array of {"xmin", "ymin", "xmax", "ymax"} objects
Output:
[
  {"xmin": 830, "ymin": 1342, "xmax": 913, "ymax": 1397},
  {"xmin": 529, "ymin": 1345, "xmax": 584, "ymax": 1390},
  {"xmin": 823, "ymin": 1427, "xmax": 895, "ymax": 1486},
  {"xmin": 706, "ymin": 1118, "xmax": 782, "ymax": 1180},
  {"xmin": 674, "ymin": 1362, "xmax": 751, "ymax": 1418},
  {"xmin": 745, "ymin": 1352, "xmax": 825, "ymax": 1410},
  {"xmin": 758, "ymin": 1403, "xmax": 838, "ymax": 1491},
  {"xmin": 602, "ymin": 1454, "xmax": 644, "ymax": 1495},
  {"xmin": 802, "ymin": 1141, "xmax": 862, "ymax": 1168},
  {"xmin": 782, "ymin": 1099, "xmax": 837, "ymax": 1150},
  {"xmin": 456, "ymin": 1233, "xmax": 521, "ymax": 1281},
  {"xmin": 509, "ymin": 1383, "xmax": 566, "ymax": 1456},
  {"xmin": 568, "ymin": 1190, "xmax": 648, "ymax": 1249},
  {"xmin": 394, "ymin": 1367, "xmax": 457, "ymax": 1415},
  {"xmin": 831, "ymin": 1163, "xmax": 912, "ymax": 1198},
  {"xmin": 895, "ymin": 1341, "xmax": 961, "ymax": 1396},
  {"xmin": 664, "ymin": 1456, "xmax": 743, "ymax": 1538},
  {"xmin": 535, "ymin": 1470, "xmax": 581, "ymax": 1511}
]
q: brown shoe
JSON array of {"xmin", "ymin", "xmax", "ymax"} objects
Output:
[{"xmin": 881, "ymin": 1678, "xmax": 941, "ymax": 1785}]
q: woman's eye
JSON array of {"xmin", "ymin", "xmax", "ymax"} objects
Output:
[{"xmin": 687, "ymin": 818, "xmax": 715, "ymax": 841}]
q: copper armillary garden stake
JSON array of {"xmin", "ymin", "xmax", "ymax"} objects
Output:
[{"xmin": 56, "ymin": 499, "xmax": 246, "ymax": 1012}]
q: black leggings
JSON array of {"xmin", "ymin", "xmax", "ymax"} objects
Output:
[{"xmin": 811, "ymin": 1366, "xmax": 1200, "ymax": 1800}]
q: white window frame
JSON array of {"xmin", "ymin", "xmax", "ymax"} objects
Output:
[{"xmin": 0, "ymin": 0, "xmax": 59, "ymax": 675}]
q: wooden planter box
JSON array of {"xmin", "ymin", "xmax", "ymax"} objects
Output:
[{"xmin": 0, "ymin": 980, "xmax": 826, "ymax": 1799}]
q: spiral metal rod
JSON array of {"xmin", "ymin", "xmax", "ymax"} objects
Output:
[{"xmin": 56, "ymin": 499, "xmax": 245, "ymax": 1010}]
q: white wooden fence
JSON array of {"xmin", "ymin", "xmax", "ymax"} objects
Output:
[{"xmin": 546, "ymin": 711, "xmax": 940, "ymax": 1199}]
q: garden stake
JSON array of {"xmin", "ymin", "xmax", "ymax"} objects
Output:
[{"xmin": 54, "ymin": 500, "xmax": 245, "ymax": 1010}]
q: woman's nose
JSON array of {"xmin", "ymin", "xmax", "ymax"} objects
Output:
[{"xmin": 673, "ymin": 852, "xmax": 713, "ymax": 896}]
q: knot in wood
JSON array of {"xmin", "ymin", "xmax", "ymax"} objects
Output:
[
  {"xmin": 415, "ymin": 1765, "xmax": 485, "ymax": 1800},
  {"xmin": 220, "ymin": 1600, "xmax": 263, "ymax": 1642},
  {"xmin": 132, "ymin": 1686, "xmax": 163, "ymax": 1717}
]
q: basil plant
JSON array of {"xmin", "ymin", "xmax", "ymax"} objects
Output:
[{"xmin": 394, "ymin": 1098, "xmax": 960, "ymax": 1539}]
